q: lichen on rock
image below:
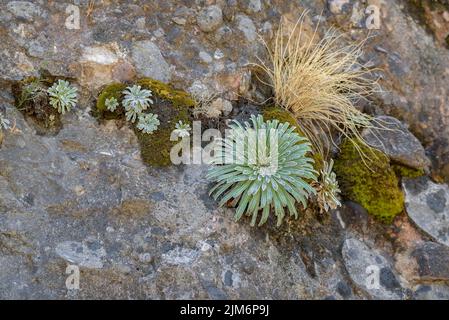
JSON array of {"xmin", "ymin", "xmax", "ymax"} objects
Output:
[{"xmin": 334, "ymin": 139, "xmax": 405, "ymax": 223}]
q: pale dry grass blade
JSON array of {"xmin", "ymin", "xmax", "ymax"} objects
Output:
[{"xmin": 255, "ymin": 11, "xmax": 383, "ymax": 163}]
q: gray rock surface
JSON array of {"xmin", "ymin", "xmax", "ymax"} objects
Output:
[
  {"xmin": 362, "ymin": 116, "xmax": 430, "ymax": 170},
  {"xmin": 0, "ymin": 46, "xmax": 36, "ymax": 81},
  {"xmin": 6, "ymin": 1, "xmax": 47, "ymax": 22},
  {"xmin": 342, "ymin": 238, "xmax": 404, "ymax": 299},
  {"xmin": 411, "ymin": 242, "xmax": 449, "ymax": 281},
  {"xmin": 402, "ymin": 177, "xmax": 449, "ymax": 247},
  {"xmin": 0, "ymin": 99, "xmax": 353, "ymax": 299},
  {"xmin": 197, "ymin": 5, "xmax": 223, "ymax": 33},
  {"xmin": 236, "ymin": 14, "xmax": 257, "ymax": 42},
  {"xmin": 131, "ymin": 41, "xmax": 171, "ymax": 83},
  {"xmin": 413, "ymin": 284, "xmax": 449, "ymax": 300}
]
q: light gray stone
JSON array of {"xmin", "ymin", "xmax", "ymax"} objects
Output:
[
  {"xmin": 246, "ymin": 0, "xmax": 262, "ymax": 13},
  {"xmin": 199, "ymin": 51, "xmax": 213, "ymax": 63},
  {"xmin": 55, "ymin": 241, "xmax": 106, "ymax": 269},
  {"xmin": 131, "ymin": 40, "xmax": 171, "ymax": 82},
  {"xmin": 411, "ymin": 242, "xmax": 449, "ymax": 281},
  {"xmin": 362, "ymin": 115, "xmax": 430, "ymax": 170},
  {"xmin": 0, "ymin": 48, "xmax": 36, "ymax": 81},
  {"xmin": 197, "ymin": 5, "xmax": 223, "ymax": 32},
  {"xmin": 6, "ymin": 1, "xmax": 47, "ymax": 22},
  {"xmin": 403, "ymin": 177, "xmax": 449, "ymax": 247},
  {"xmin": 342, "ymin": 238, "xmax": 404, "ymax": 299},
  {"xmin": 236, "ymin": 14, "xmax": 257, "ymax": 42}
]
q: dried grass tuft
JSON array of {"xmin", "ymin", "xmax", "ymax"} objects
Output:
[{"xmin": 255, "ymin": 11, "xmax": 382, "ymax": 160}]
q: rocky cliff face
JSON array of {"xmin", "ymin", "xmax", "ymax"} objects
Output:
[{"xmin": 0, "ymin": 0, "xmax": 449, "ymax": 299}]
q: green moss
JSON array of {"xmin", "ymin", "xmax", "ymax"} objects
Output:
[
  {"xmin": 95, "ymin": 83, "xmax": 127, "ymax": 119},
  {"xmin": 134, "ymin": 78, "xmax": 193, "ymax": 167},
  {"xmin": 392, "ymin": 164, "xmax": 425, "ymax": 179},
  {"xmin": 134, "ymin": 108, "xmax": 190, "ymax": 167},
  {"xmin": 136, "ymin": 78, "xmax": 195, "ymax": 108},
  {"xmin": 94, "ymin": 79, "xmax": 194, "ymax": 167},
  {"xmin": 262, "ymin": 106, "xmax": 300, "ymax": 132},
  {"xmin": 334, "ymin": 139, "xmax": 404, "ymax": 223}
]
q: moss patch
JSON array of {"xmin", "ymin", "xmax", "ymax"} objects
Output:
[
  {"xmin": 95, "ymin": 83, "xmax": 127, "ymax": 120},
  {"xmin": 334, "ymin": 139, "xmax": 404, "ymax": 223},
  {"xmin": 135, "ymin": 78, "xmax": 193, "ymax": 167},
  {"xmin": 136, "ymin": 78, "xmax": 195, "ymax": 108},
  {"xmin": 96, "ymin": 78, "xmax": 194, "ymax": 167},
  {"xmin": 262, "ymin": 106, "xmax": 300, "ymax": 132},
  {"xmin": 392, "ymin": 164, "xmax": 425, "ymax": 179},
  {"xmin": 262, "ymin": 106, "xmax": 323, "ymax": 171},
  {"xmin": 11, "ymin": 77, "xmax": 62, "ymax": 135}
]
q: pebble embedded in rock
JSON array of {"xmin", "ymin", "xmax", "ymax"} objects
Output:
[
  {"xmin": 362, "ymin": 115, "xmax": 430, "ymax": 170},
  {"xmin": 55, "ymin": 241, "xmax": 106, "ymax": 269},
  {"xmin": 6, "ymin": 1, "xmax": 47, "ymax": 22},
  {"xmin": 138, "ymin": 253, "xmax": 153, "ymax": 263},
  {"xmin": 199, "ymin": 51, "xmax": 213, "ymax": 63},
  {"xmin": 236, "ymin": 14, "xmax": 257, "ymax": 42},
  {"xmin": 342, "ymin": 237, "xmax": 404, "ymax": 299},
  {"xmin": 245, "ymin": 0, "xmax": 262, "ymax": 14},
  {"xmin": 197, "ymin": 5, "xmax": 223, "ymax": 33},
  {"xmin": 327, "ymin": 0, "xmax": 351, "ymax": 15},
  {"xmin": 402, "ymin": 177, "xmax": 449, "ymax": 247},
  {"xmin": 131, "ymin": 40, "xmax": 171, "ymax": 83},
  {"xmin": 411, "ymin": 242, "xmax": 449, "ymax": 281}
]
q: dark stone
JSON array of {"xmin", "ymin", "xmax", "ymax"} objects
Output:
[
  {"xmin": 224, "ymin": 270, "xmax": 233, "ymax": 287},
  {"xmin": 160, "ymin": 242, "xmax": 175, "ymax": 253},
  {"xmin": 426, "ymin": 190, "xmax": 447, "ymax": 213},
  {"xmin": 379, "ymin": 267, "xmax": 401, "ymax": 290},
  {"xmin": 336, "ymin": 281, "xmax": 352, "ymax": 298},
  {"xmin": 336, "ymin": 201, "xmax": 369, "ymax": 229},
  {"xmin": 202, "ymin": 281, "xmax": 228, "ymax": 300},
  {"xmin": 411, "ymin": 242, "xmax": 449, "ymax": 281},
  {"xmin": 404, "ymin": 176, "xmax": 429, "ymax": 196},
  {"xmin": 149, "ymin": 191, "xmax": 166, "ymax": 202},
  {"xmin": 387, "ymin": 53, "xmax": 411, "ymax": 77},
  {"xmin": 362, "ymin": 115, "xmax": 429, "ymax": 170},
  {"xmin": 199, "ymin": 189, "xmax": 218, "ymax": 211}
]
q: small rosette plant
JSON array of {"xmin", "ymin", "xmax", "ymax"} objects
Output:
[
  {"xmin": 207, "ymin": 114, "xmax": 317, "ymax": 227},
  {"xmin": 137, "ymin": 113, "xmax": 160, "ymax": 134},
  {"xmin": 315, "ymin": 159, "xmax": 341, "ymax": 213},
  {"xmin": 47, "ymin": 80, "xmax": 78, "ymax": 114},
  {"xmin": 172, "ymin": 120, "xmax": 191, "ymax": 138},
  {"xmin": 122, "ymin": 85, "xmax": 153, "ymax": 123}
]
